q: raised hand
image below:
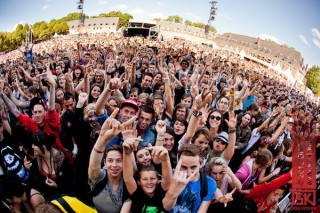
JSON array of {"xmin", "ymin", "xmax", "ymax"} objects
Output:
[
  {"xmin": 122, "ymin": 137, "xmax": 143, "ymax": 154},
  {"xmin": 146, "ymin": 145, "xmax": 169, "ymax": 161},
  {"xmin": 37, "ymin": 71, "xmax": 56, "ymax": 87},
  {"xmin": 78, "ymin": 92, "xmax": 88, "ymax": 104},
  {"xmin": 155, "ymin": 120, "xmax": 166, "ymax": 135},
  {"xmin": 193, "ymin": 89, "xmax": 204, "ymax": 110},
  {"xmin": 99, "ymin": 108, "xmax": 138, "ymax": 142},
  {"xmin": 109, "ymin": 77, "xmax": 121, "ymax": 90},
  {"xmin": 225, "ymin": 111, "xmax": 237, "ymax": 129},
  {"xmin": 169, "ymin": 159, "xmax": 197, "ymax": 196},
  {"xmin": 122, "ymin": 122, "xmax": 138, "ymax": 141}
]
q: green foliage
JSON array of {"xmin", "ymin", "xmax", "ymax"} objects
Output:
[
  {"xmin": 184, "ymin": 20, "xmax": 216, "ymax": 32},
  {"xmin": 152, "ymin": 18, "xmax": 161, "ymax": 22},
  {"xmin": 305, "ymin": 66, "xmax": 320, "ymax": 95},
  {"xmin": 91, "ymin": 11, "xmax": 133, "ymax": 28},
  {"xmin": 165, "ymin": 15, "xmax": 183, "ymax": 23},
  {"xmin": 0, "ymin": 12, "xmax": 86, "ymax": 52}
]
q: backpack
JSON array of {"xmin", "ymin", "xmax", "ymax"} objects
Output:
[
  {"xmin": 200, "ymin": 172, "xmax": 208, "ymax": 201},
  {"xmin": 89, "ymin": 171, "xmax": 129, "ymax": 203}
]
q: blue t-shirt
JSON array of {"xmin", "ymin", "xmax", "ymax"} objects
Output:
[
  {"xmin": 243, "ymin": 96, "xmax": 257, "ymax": 111},
  {"xmin": 170, "ymin": 175, "xmax": 216, "ymax": 213}
]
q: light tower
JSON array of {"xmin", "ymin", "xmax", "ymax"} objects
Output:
[
  {"xmin": 205, "ymin": 1, "xmax": 218, "ymax": 34},
  {"xmin": 77, "ymin": 0, "xmax": 85, "ymax": 25}
]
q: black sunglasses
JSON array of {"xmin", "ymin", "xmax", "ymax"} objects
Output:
[
  {"xmin": 209, "ymin": 115, "xmax": 221, "ymax": 121},
  {"xmin": 215, "ymin": 138, "xmax": 228, "ymax": 146}
]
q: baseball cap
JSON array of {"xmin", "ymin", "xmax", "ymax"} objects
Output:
[
  {"xmin": 120, "ymin": 98, "xmax": 139, "ymax": 112},
  {"xmin": 215, "ymin": 131, "xmax": 229, "ymax": 144},
  {"xmin": 262, "ymin": 101, "xmax": 270, "ymax": 109},
  {"xmin": 220, "ymin": 78, "xmax": 227, "ymax": 83}
]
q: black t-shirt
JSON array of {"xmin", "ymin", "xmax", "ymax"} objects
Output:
[
  {"xmin": 130, "ymin": 184, "xmax": 167, "ymax": 213},
  {"xmin": 133, "ymin": 82, "xmax": 153, "ymax": 95}
]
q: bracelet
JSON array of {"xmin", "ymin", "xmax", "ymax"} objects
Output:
[
  {"xmin": 228, "ymin": 128, "xmax": 236, "ymax": 134},
  {"xmin": 163, "ymin": 77, "xmax": 169, "ymax": 80},
  {"xmin": 106, "ymin": 71, "xmax": 114, "ymax": 76},
  {"xmin": 157, "ymin": 137, "xmax": 165, "ymax": 142},
  {"xmin": 192, "ymin": 110, "xmax": 202, "ymax": 117},
  {"xmin": 93, "ymin": 146, "xmax": 104, "ymax": 154},
  {"xmin": 229, "ymin": 93, "xmax": 235, "ymax": 97}
]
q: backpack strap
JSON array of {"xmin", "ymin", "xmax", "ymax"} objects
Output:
[
  {"xmin": 55, "ymin": 197, "xmax": 76, "ymax": 213},
  {"xmin": 89, "ymin": 170, "xmax": 108, "ymax": 197},
  {"xmin": 200, "ymin": 172, "xmax": 208, "ymax": 201}
]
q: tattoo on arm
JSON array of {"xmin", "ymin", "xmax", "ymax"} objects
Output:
[{"xmin": 1, "ymin": 94, "xmax": 20, "ymax": 117}]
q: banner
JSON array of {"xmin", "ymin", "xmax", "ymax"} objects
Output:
[{"xmin": 291, "ymin": 132, "xmax": 318, "ymax": 211}]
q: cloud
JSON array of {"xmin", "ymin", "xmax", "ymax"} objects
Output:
[
  {"xmin": 313, "ymin": 38, "xmax": 320, "ymax": 48},
  {"xmin": 311, "ymin": 28, "xmax": 320, "ymax": 48},
  {"xmin": 259, "ymin": 34, "xmax": 281, "ymax": 44},
  {"xmin": 42, "ymin": 5, "xmax": 50, "ymax": 10},
  {"xmin": 298, "ymin": 34, "xmax": 309, "ymax": 46},
  {"xmin": 216, "ymin": 14, "xmax": 231, "ymax": 20},
  {"xmin": 157, "ymin": 1, "xmax": 164, "ymax": 7},
  {"xmin": 149, "ymin": 12, "xmax": 164, "ymax": 19},
  {"xmin": 109, "ymin": 4, "xmax": 128, "ymax": 11},
  {"xmin": 98, "ymin": 0, "xmax": 108, "ymax": 5},
  {"xmin": 128, "ymin": 8, "xmax": 144, "ymax": 15},
  {"xmin": 193, "ymin": 16, "xmax": 202, "ymax": 21}
]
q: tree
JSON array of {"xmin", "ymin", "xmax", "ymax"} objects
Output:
[
  {"xmin": 93, "ymin": 11, "xmax": 133, "ymax": 28},
  {"xmin": 305, "ymin": 66, "xmax": 320, "ymax": 95},
  {"xmin": 184, "ymin": 20, "xmax": 216, "ymax": 33},
  {"xmin": 153, "ymin": 18, "xmax": 162, "ymax": 22},
  {"xmin": 184, "ymin": 20, "xmax": 192, "ymax": 25},
  {"xmin": 165, "ymin": 15, "xmax": 183, "ymax": 23}
]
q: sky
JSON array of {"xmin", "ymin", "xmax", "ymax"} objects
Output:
[{"xmin": 0, "ymin": 0, "xmax": 319, "ymax": 67}]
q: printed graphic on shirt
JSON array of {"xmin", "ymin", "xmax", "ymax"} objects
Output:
[
  {"xmin": 142, "ymin": 204, "xmax": 164, "ymax": 213},
  {"xmin": 172, "ymin": 187, "xmax": 197, "ymax": 213}
]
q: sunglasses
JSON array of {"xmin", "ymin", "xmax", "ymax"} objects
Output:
[
  {"xmin": 209, "ymin": 115, "xmax": 221, "ymax": 121},
  {"xmin": 214, "ymin": 139, "xmax": 228, "ymax": 146}
]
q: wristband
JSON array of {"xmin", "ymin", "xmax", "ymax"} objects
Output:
[
  {"xmin": 228, "ymin": 128, "xmax": 236, "ymax": 134},
  {"xmin": 157, "ymin": 136, "xmax": 165, "ymax": 142},
  {"xmin": 192, "ymin": 110, "xmax": 202, "ymax": 117},
  {"xmin": 229, "ymin": 93, "xmax": 235, "ymax": 97},
  {"xmin": 93, "ymin": 146, "xmax": 104, "ymax": 154}
]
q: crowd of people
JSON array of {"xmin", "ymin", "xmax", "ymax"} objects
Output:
[{"xmin": 0, "ymin": 33, "xmax": 319, "ymax": 213}]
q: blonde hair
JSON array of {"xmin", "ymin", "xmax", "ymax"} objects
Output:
[
  {"xmin": 83, "ymin": 103, "xmax": 95, "ymax": 121},
  {"xmin": 205, "ymin": 157, "xmax": 226, "ymax": 175}
]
